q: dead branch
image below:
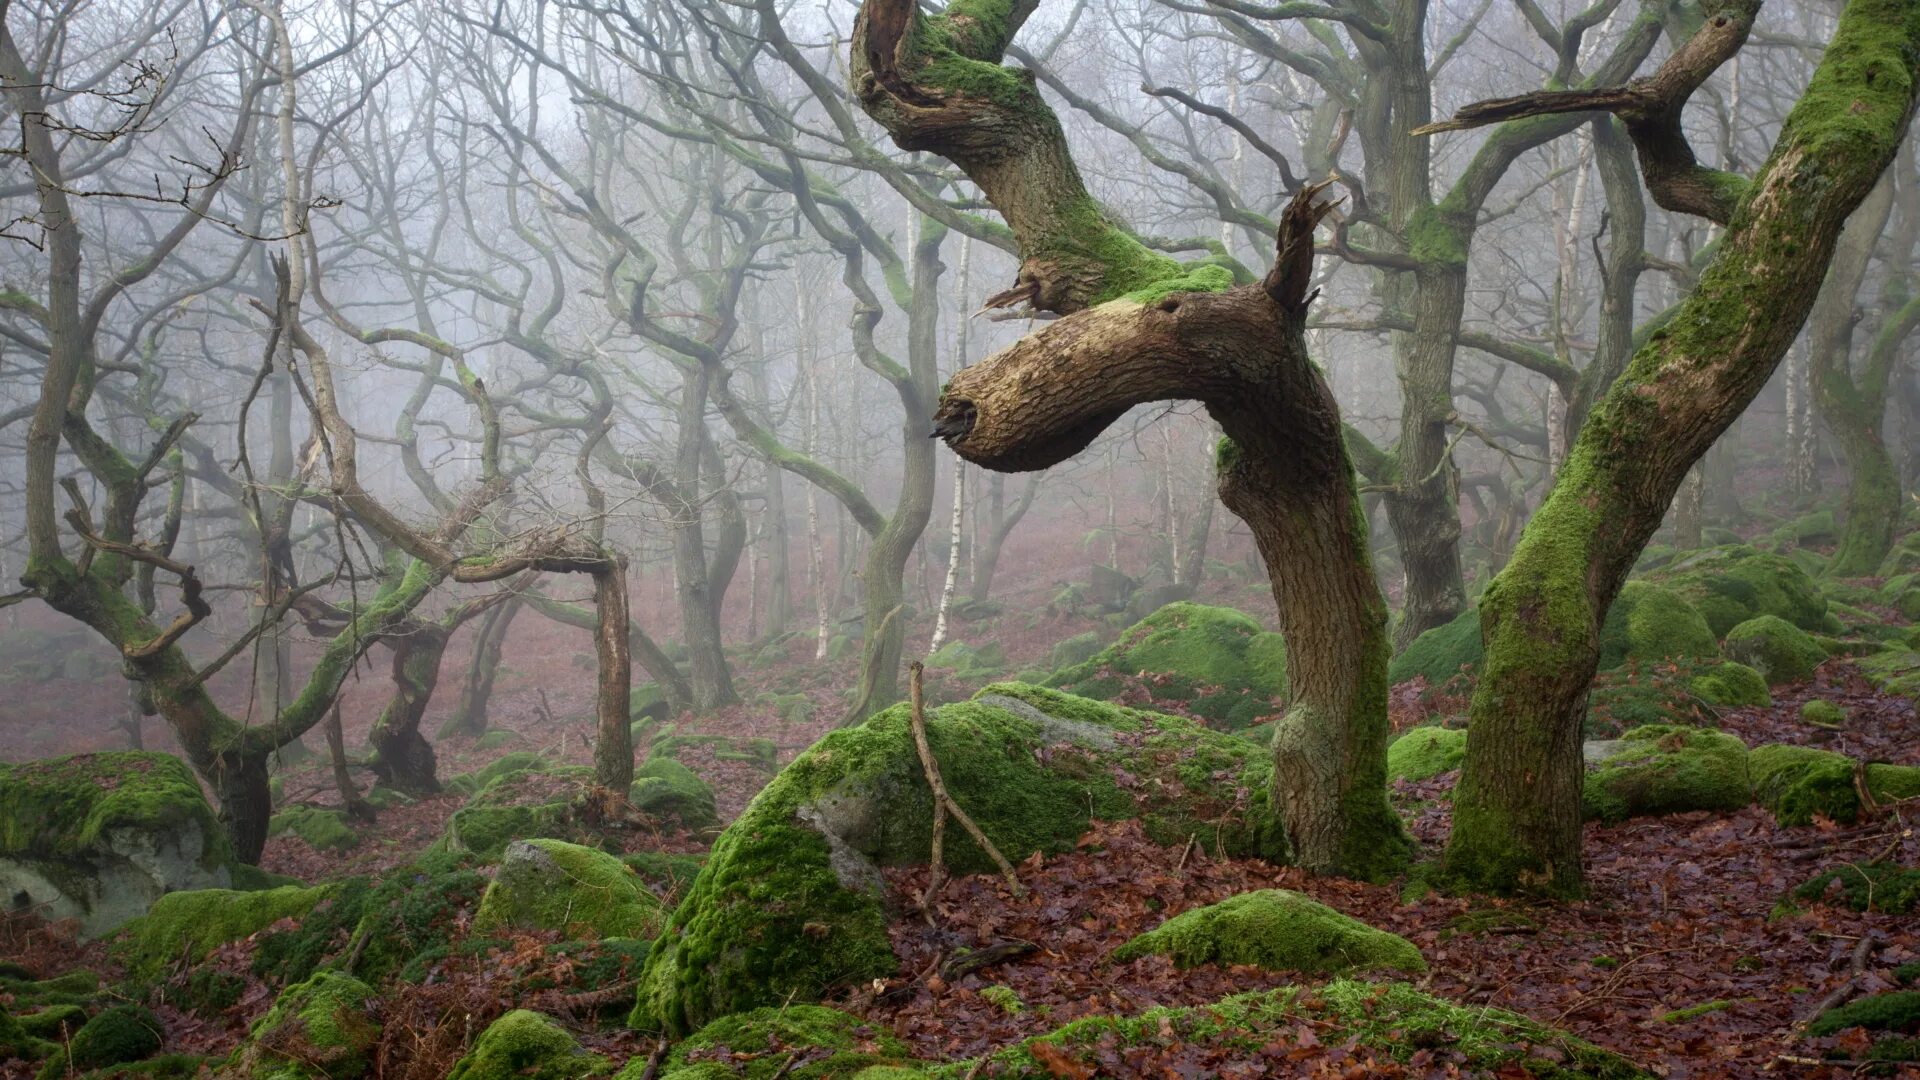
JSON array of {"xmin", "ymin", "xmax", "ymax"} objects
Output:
[{"xmin": 908, "ymin": 661, "xmax": 1023, "ymax": 901}]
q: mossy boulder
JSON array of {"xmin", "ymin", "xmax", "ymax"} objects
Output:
[
  {"xmin": 475, "ymin": 730, "xmax": 523, "ymax": 751},
  {"xmin": 630, "ymin": 758, "xmax": 718, "ymax": 829},
  {"xmin": 1878, "ymin": 533, "xmax": 1920, "ymax": 578},
  {"xmin": 630, "ymin": 683, "xmax": 1278, "ymax": 1035},
  {"xmin": 1800, "ymin": 699, "xmax": 1847, "ymax": 727},
  {"xmin": 1723, "ymin": 616, "xmax": 1827, "ymax": 683},
  {"xmin": 636, "ymin": 1005, "xmax": 917, "ymax": 1079},
  {"xmin": 1859, "ymin": 648, "xmax": 1920, "ymax": 698},
  {"xmin": 1750, "ymin": 745, "xmax": 1920, "ymax": 825},
  {"xmin": 1111, "ymin": 890, "xmax": 1425, "ymax": 975},
  {"xmin": 0, "ymin": 1008, "xmax": 53, "ymax": 1062},
  {"xmin": 1581, "ymin": 726, "xmax": 1751, "ymax": 824},
  {"xmin": 1687, "ymin": 661, "xmax": 1771, "ymax": 707},
  {"xmin": 1386, "ymin": 726, "xmax": 1467, "ymax": 782},
  {"xmin": 446, "ymin": 1010, "xmax": 611, "ymax": 1080},
  {"xmin": 229, "ymin": 972, "xmax": 379, "ymax": 1080},
  {"xmin": 630, "ymin": 683, "xmax": 672, "ymax": 723},
  {"xmin": 1650, "ymin": 545, "xmax": 1838, "ymax": 636},
  {"xmin": 17, "ymin": 1004, "xmax": 84, "ymax": 1041},
  {"xmin": 0, "ymin": 752, "xmax": 236, "ymax": 937},
  {"xmin": 34, "ymin": 1004, "xmax": 160, "ymax": 1079},
  {"xmin": 268, "ymin": 807, "xmax": 359, "ymax": 852},
  {"xmin": 1807, "ymin": 989, "xmax": 1920, "ymax": 1039},
  {"xmin": 1047, "ymin": 602, "xmax": 1287, "ymax": 729},
  {"xmin": 115, "ymin": 884, "xmax": 333, "ymax": 977},
  {"xmin": 1387, "ymin": 608, "xmax": 1481, "ymax": 686},
  {"xmin": 924, "ymin": 640, "xmax": 1006, "ymax": 678},
  {"xmin": 962, "ymin": 982, "xmax": 1646, "ymax": 1079},
  {"xmin": 1789, "ymin": 863, "xmax": 1920, "ymax": 915},
  {"xmin": 1045, "ymin": 631, "xmax": 1106, "ymax": 673},
  {"xmin": 1596, "ymin": 582, "xmax": 1719, "ymax": 670},
  {"xmin": 475, "ymin": 839, "xmax": 666, "ymax": 940}
]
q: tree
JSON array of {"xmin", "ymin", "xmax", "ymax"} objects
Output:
[
  {"xmin": 850, "ymin": 0, "xmax": 1410, "ymax": 877},
  {"xmin": 1438, "ymin": 0, "xmax": 1920, "ymax": 896}
]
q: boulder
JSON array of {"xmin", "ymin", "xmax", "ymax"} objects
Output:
[
  {"xmin": 1581, "ymin": 726, "xmax": 1751, "ymax": 823},
  {"xmin": 475, "ymin": 839, "xmax": 666, "ymax": 940},
  {"xmin": 1386, "ymin": 727, "xmax": 1467, "ymax": 782},
  {"xmin": 1047, "ymin": 602, "xmax": 1287, "ymax": 729},
  {"xmin": 32, "ymin": 1004, "xmax": 159, "ymax": 1077},
  {"xmin": 447, "ymin": 1010, "xmax": 612, "ymax": 1080},
  {"xmin": 624, "ymin": 1005, "xmax": 916, "ymax": 1079},
  {"xmin": 1750, "ymin": 745, "xmax": 1920, "ymax": 826},
  {"xmin": 268, "ymin": 807, "xmax": 359, "ymax": 852},
  {"xmin": 1723, "ymin": 615, "xmax": 1827, "ymax": 683},
  {"xmin": 1649, "ymin": 545, "xmax": 1838, "ymax": 636},
  {"xmin": 116, "ymin": 884, "xmax": 333, "ymax": 977},
  {"xmin": 1788, "ymin": 862, "xmax": 1920, "ymax": 915},
  {"xmin": 1046, "ymin": 631, "xmax": 1107, "ymax": 673},
  {"xmin": 1595, "ymin": 582, "xmax": 1719, "ymax": 669},
  {"xmin": 1686, "ymin": 662, "xmax": 1771, "ymax": 708},
  {"xmin": 629, "ymin": 758, "xmax": 718, "ymax": 829},
  {"xmin": 229, "ymin": 972, "xmax": 380, "ymax": 1080},
  {"xmin": 630, "ymin": 683, "xmax": 1278, "ymax": 1035},
  {"xmin": 1387, "ymin": 608, "xmax": 1481, "ymax": 686},
  {"xmin": 1111, "ymin": 890, "xmax": 1425, "ymax": 975},
  {"xmin": 0, "ymin": 752, "xmax": 236, "ymax": 937}
]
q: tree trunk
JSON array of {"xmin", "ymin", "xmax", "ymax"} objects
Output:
[
  {"xmin": 368, "ymin": 624, "xmax": 447, "ymax": 796},
  {"xmin": 442, "ymin": 595, "xmax": 524, "ymax": 738},
  {"xmin": 592, "ymin": 561, "xmax": 635, "ymax": 792},
  {"xmin": 968, "ymin": 473, "xmax": 1038, "ymax": 604},
  {"xmin": 1444, "ymin": 0, "xmax": 1920, "ymax": 896},
  {"xmin": 672, "ymin": 365, "xmax": 738, "ymax": 711}
]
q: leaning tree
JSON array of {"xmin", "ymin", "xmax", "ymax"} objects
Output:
[{"xmin": 849, "ymin": 0, "xmax": 1411, "ymax": 878}]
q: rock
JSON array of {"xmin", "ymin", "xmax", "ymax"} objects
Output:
[
  {"xmin": 1045, "ymin": 631, "xmax": 1106, "ymax": 672},
  {"xmin": 1686, "ymin": 661, "xmax": 1771, "ymax": 707},
  {"xmin": 1800, "ymin": 699, "xmax": 1847, "ymax": 727},
  {"xmin": 1047, "ymin": 602, "xmax": 1287, "ymax": 730},
  {"xmin": 0, "ymin": 1008, "xmax": 53, "ymax": 1062},
  {"xmin": 1596, "ymin": 582, "xmax": 1719, "ymax": 669},
  {"xmin": 923, "ymin": 639, "xmax": 1006, "ymax": 677},
  {"xmin": 1086, "ymin": 563, "xmax": 1136, "ymax": 611},
  {"xmin": 268, "ymin": 807, "xmax": 359, "ymax": 852},
  {"xmin": 1858, "ymin": 648, "xmax": 1920, "ymax": 697},
  {"xmin": 1111, "ymin": 889, "xmax": 1425, "ymax": 975},
  {"xmin": 1581, "ymin": 726, "xmax": 1751, "ymax": 824},
  {"xmin": 1878, "ymin": 532, "xmax": 1920, "ymax": 578},
  {"xmin": 1386, "ymin": 727, "xmax": 1467, "ymax": 782},
  {"xmin": 229, "ymin": 972, "xmax": 379, "ymax": 1080},
  {"xmin": 1126, "ymin": 581, "xmax": 1196, "ymax": 621},
  {"xmin": 0, "ymin": 752, "xmax": 236, "ymax": 937},
  {"xmin": 1388, "ymin": 608, "xmax": 1481, "ymax": 686},
  {"xmin": 623, "ymin": 1005, "xmax": 916, "ymax": 1079},
  {"xmin": 1778, "ymin": 509, "xmax": 1838, "ymax": 547},
  {"xmin": 33, "ymin": 1004, "xmax": 159, "ymax": 1077},
  {"xmin": 1723, "ymin": 615, "xmax": 1827, "ymax": 683},
  {"xmin": 1788, "ymin": 862, "xmax": 1920, "ymax": 915},
  {"xmin": 630, "ymin": 683, "xmax": 1279, "ymax": 1035},
  {"xmin": 475, "ymin": 730, "xmax": 523, "ymax": 751},
  {"xmin": 447, "ymin": 1010, "xmax": 612, "ymax": 1080},
  {"xmin": 115, "ymin": 884, "xmax": 333, "ymax": 977},
  {"xmin": 1750, "ymin": 744, "xmax": 1920, "ymax": 825},
  {"xmin": 1650, "ymin": 545, "xmax": 1838, "ymax": 636},
  {"xmin": 965, "ymin": 982, "xmax": 1647, "ymax": 1079},
  {"xmin": 629, "ymin": 683, "xmax": 671, "ymax": 723},
  {"xmin": 475, "ymin": 839, "xmax": 666, "ymax": 940},
  {"xmin": 630, "ymin": 758, "xmax": 718, "ymax": 829}
]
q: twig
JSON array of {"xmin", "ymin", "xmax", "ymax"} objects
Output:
[
  {"xmin": 908, "ymin": 662, "xmax": 1023, "ymax": 898},
  {"xmin": 634, "ymin": 1040, "xmax": 669, "ymax": 1080},
  {"xmin": 1800, "ymin": 932, "xmax": 1878, "ymax": 1028}
]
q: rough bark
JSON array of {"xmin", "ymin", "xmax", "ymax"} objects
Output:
[
  {"xmin": 592, "ymin": 560, "xmax": 636, "ymax": 792},
  {"xmin": 1442, "ymin": 0, "xmax": 1920, "ymax": 896},
  {"xmin": 368, "ymin": 624, "xmax": 448, "ymax": 796}
]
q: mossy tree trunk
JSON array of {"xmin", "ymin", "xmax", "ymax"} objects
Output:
[
  {"xmin": 368, "ymin": 622, "xmax": 449, "ymax": 796},
  {"xmin": 851, "ymin": 0, "xmax": 1409, "ymax": 877},
  {"xmin": 1437, "ymin": 0, "xmax": 1920, "ymax": 896}
]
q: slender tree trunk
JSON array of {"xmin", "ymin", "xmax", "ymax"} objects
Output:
[
  {"xmin": 928, "ymin": 462, "xmax": 965, "ymax": 654},
  {"xmin": 593, "ymin": 561, "xmax": 635, "ymax": 791},
  {"xmin": 443, "ymin": 595, "xmax": 524, "ymax": 738},
  {"xmin": 324, "ymin": 702, "xmax": 371, "ymax": 821},
  {"xmin": 672, "ymin": 366, "xmax": 738, "ymax": 710},
  {"xmin": 968, "ymin": 473, "xmax": 1038, "ymax": 604},
  {"xmin": 368, "ymin": 625, "xmax": 447, "ymax": 796}
]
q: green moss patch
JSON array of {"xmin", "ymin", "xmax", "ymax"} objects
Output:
[
  {"xmin": 1801, "ymin": 699, "xmax": 1848, "ymax": 727},
  {"xmin": 116, "ymin": 884, "xmax": 333, "ymax": 976},
  {"xmin": 1386, "ymin": 727, "xmax": 1467, "ymax": 782},
  {"xmin": 447, "ymin": 1010, "xmax": 612, "ymax": 1080},
  {"xmin": 1387, "ymin": 608, "xmax": 1481, "ymax": 687},
  {"xmin": 1748, "ymin": 746, "xmax": 1920, "ymax": 826},
  {"xmin": 1808, "ymin": 989, "xmax": 1920, "ymax": 1037},
  {"xmin": 268, "ymin": 807, "xmax": 360, "ymax": 852},
  {"xmin": 1687, "ymin": 661, "xmax": 1771, "ymax": 707},
  {"xmin": 1651, "ymin": 545, "xmax": 1837, "ymax": 636},
  {"xmin": 1789, "ymin": 862, "xmax": 1920, "ymax": 915},
  {"xmin": 475, "ymin": 839, "xmax": 666, "ymax": 940},
  {"xmin": 34, "ymin": 1004, "xmax": 160, "ymax": 1079},
  {"xmin": 1111, "ymin": 890, "xmax": 1424, "ymax": 975},
  {"xmin": 1582, "ymin": 726, "xmax": 1751, "ymax": 824},
  {"xmin": 249, "ymin": 852, "xmax": 490, "ymax": 985},
  {"xmin": 1597, "ymin": 582, "xmax": 1720, "ymax": 669},
  {"xmin": 231, "ymin": 972, "xmax": 380, "ymax": 1080},
  {"xmin": 1047, "ymin": 602, "xmax": 1287, "ymax": 729},
  {"xmin": 645, "ymin": 1005, "xmax": 917, "ymax": 1079},
  {"xmin": 961, "ymin": 982, "xmax": 1645, "ymax": 1079},
  {"xmin": 1723, "ymin": 616, "xmax": 1827, "ymax": 683}
]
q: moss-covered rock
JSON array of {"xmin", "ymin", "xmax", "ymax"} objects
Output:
[
  {"xmin": 1111, "ymin": 890, "xmax": 1424, "ymax": 975},
  {"xmin": 960, "ymin": 982, "xmax": 1646, "ymax": 1079},
  {"xmin": 1789, "ymin": 862, "xmax": 1920, "ymax": 915},
  {"xmin": 1749, "ymin": 745, "xmax": 1920, "ymax": 826},
  {"xmin": 1878, "ymin": 533, "xmax": 1920, "ymax": 578},
  {"xmin": 1722, "ymin": 615, "xmax": 1827, "ymax": 684},
  {"xmin": 1687, "ymin": 661, "xmax": 1771, "ymax": 707},
  {"xmin": 630, "ymin": 683, "xmax": 671, "ymax": 723},
  {"xmin": 1047, "ymin": 603, "xmax": 1286, "ymax": 729},
  {"xmin": 1387, "ymin": 608, "xmax": 1481, "ymax": 686},
  {"xmin": 630, "ymin": 758, "xmax": 718, "ymax": 829},
  {"xmin": 230, "ymin": 972, "xmax": 379, "ymax": 1080},
  {"xmin": 1801, "ymin": 699, "xmax": 1848, "ymax": 727},
  {"xmin": 924, "ymin": 640, "xmax": 1006, "ymax": 678},
  {"xmin": 1045, "ymin": 631, "xmax": 1106, "ymax": 673},
  {"xmin": 1386, "ymin": 726, "xmax": 1467, "ymax": 782},
  {"xmin": 17, "ymin": 1004, "xmax": 84, "ymax": 1041},
  {"xmin": 1859, "ymin": 648, "xmax": 1920, "ymax": 698},
  {"xmin": 1807, "ymin": 989, "xmax": 1920, "ymax": 1038},
  {"xmin": 475, "ymin": 730, "xmax": 524, "ymax": 751},
  {"xmin": 33, "ymin": 1004, "xmax": 160, "ymax": 1079},
  {"xmin": 268, "ymin": 807, "xmax": 359, "ymax": 852},
  {"xmin": 248, "ymin": 853, "xmax": 489, "ymax": 986},
  {"xmin": 631, "ymin": 683, "xmax": 1277, "ymax": 1035},
  {"xmin": 446, "ymin": 1010, "xmax": 611, "ymax": 1080},
  {"xmin": 1581, "ymin": 726, "xmax": 1751, "ymax": 824},
  {"xmin": 0, "ymin": 752, "xmax": 236, "ymax": 937},
  {"xmin": 1596, "ymin": 582, "xmax": 1720, "ymax": 670},
  {"xmin": 115, "ymin": 884, "xmax": 333, "ymax": 977},
  {"xmin": 636, "ymin": 1005, "xmax": 917, "ymax": 1079},
  {"xmin": 0, "ymin": 1007, "xmax": 54, "ymax": 1062},
  {"xmin": 475, "ymin": 839, "xmax": 666, "ymax": 940},
  {"xmin": 1650, "ymin": 545, "xmax": 1837, "ymax": 636}
]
